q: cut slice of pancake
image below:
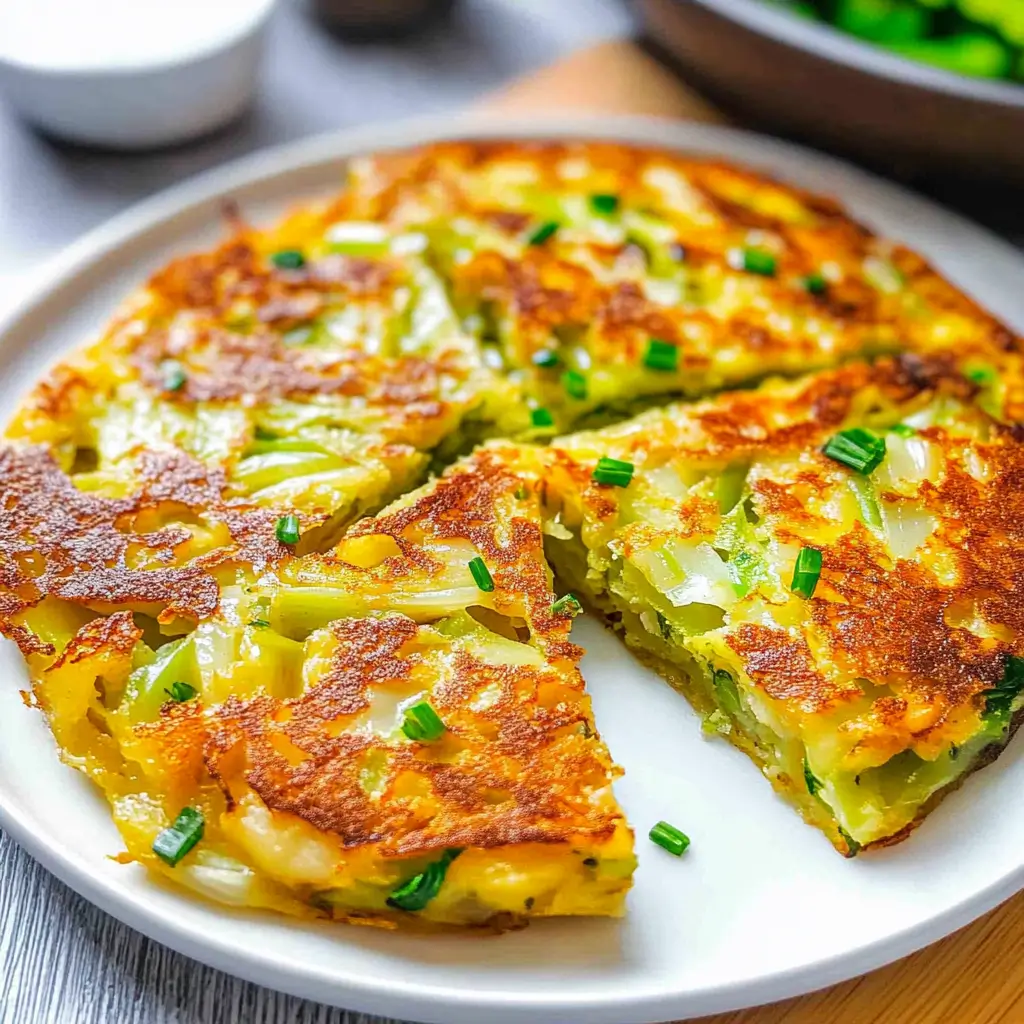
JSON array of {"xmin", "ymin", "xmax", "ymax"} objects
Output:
[
  {"xmin": 541, "ymin": 355, "xmax": 1024, "ymax": 854},
  {"xmin": 335, "ymin": 141, "xmax": 1018, "ymax": 429},
  {"xmin": 7, "ymin": 222, "xmax": 526, "ymax": 536},
  {"xmin": 18, "ymin": 445, "xmax": 635, "ymax": 928}
]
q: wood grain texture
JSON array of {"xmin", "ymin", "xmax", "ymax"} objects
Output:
[{"xmin": 3, "ymin": 34, "xmax": 1024, "ymax": 1024}]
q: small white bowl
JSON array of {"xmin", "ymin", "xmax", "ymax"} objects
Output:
[{"xmin": 0, "ymin": 0, "xmax": 276, "ymax": 149}]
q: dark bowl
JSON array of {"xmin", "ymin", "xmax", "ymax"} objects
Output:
[{"xmin": 637, "ymin": 0, "xmax": 1024, "ymax": 182}]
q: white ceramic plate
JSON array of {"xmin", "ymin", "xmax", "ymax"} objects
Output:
[{"xmin": 2, "ymin": 115, "xmax": 1024, "ymax": 1024}]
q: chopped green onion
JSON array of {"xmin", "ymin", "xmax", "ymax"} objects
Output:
[
  {"xmin": 152, "ymin": 807, "xmax": 204, "ymax": 867},
  {"xmin": 592, "ymin": 456, "xmax": 634, "ymax": 488},
  {"xmin": 804, "ymin": 758, "xmax": 823, "ymax": 796},
  {"xmin": 161, "ymin": 361, "xmax": 187, "ymax": 393},
  {"xmin": 803, "ymin": 272, "xmax": 828, "ymax": 295},
  {"xmin": 468, "ymin": 556, "xmax": 495, "ymax": 592},
  {"xmin": 248, "ymin": 618, "xmax": 271, "ymax": 628},
  {"xmin": 270, "ymin": 249, "xmax": 305, "ymax": 270},
  {"xmin": 733, "ymin": 248, "xmax": 777, "ymax": 276},
  {"xmin": 713, "ymin": 667, "xmax": 742, "ymax": 717},
  {"xmin": 164, "ymin": 681, "xmax": 196, "ymax": 703},
  {"xmin": 526, "ymin": 221, "xmax": 559, "ymax": 246},
  {"xmin": 530, "ymin": 407, "xmax": 555, "ymax": 429},
  {"xmin": 275, "ymin": 514, "xmax": 301, "ymax": 545},
  {"xmin": 532, "ymin": 349, "xmax": 561, "ymax": 369},
  {"xmin": 980, "ymin": 654, "xmax": 1024, "ymax": 728},
  {"xmin": 889, "ymin": 423, "xmax": 916, "ymax": 438},
  {"xmin": 823, "ymin": 427, "xmax": 886, "ymax": 475},
  {"xmin": 514, "ymin": 484, "xmax": 529, "ymax": 501},
  {"xmin": 401, "ymin": 700, "xmax": 447, "ymax": 742},
  {"xmin": 562, "ymin": 370, "xmax": 588, "ymax": 401},
  {"xmin": 649, "ymin": 820, "xmax": 690, "ymax": 856},
  {"xmin": 643, "ymin": 337, "xmax": 679, "ymax": 373},
  {"xmin": 966, "ymin": 364, "xmax": 999, "ymax": 387},
  {"xmin": 551, "ymin": 593, "xmax": 583, "ymax": 618},
  {"xmin": 386, "ymin": 848, "xmax": 463, "ymax": 912},
  {"xmin": 589, "ymin": 193, "xmax": 619, "ymax": 215},
  {"xmin": 791, "ymin": 547, "xmax": 822, "ymax": 599}
]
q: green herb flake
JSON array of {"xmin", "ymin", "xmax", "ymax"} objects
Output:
[
  {"xmin": 152, "ymin": 807, "xmax": 204, "ymax": 867},
  {"xmin": 562, "ymin": 369, "xmax": 588, "ymax": 401},
  {"xmin": 649, "ymin": 820, "xmax": 690, "ymax": 857},
  {"xmin": 532, "ymin": 349, "xmax": 561, "ymax": 369},
  {"xmin": 791, "ymin": 547, "xmax": 823, "ymax": 599},
  {"xmin": 643, "ymin": 337, "xmax": 679, "ymax": 373},
  {"xmin": 551, "ymin": 593, "xmax": 583, "ymax": 618},
  {"xmin": 468, "ymin": 556, "xmax": 495, "ymax": 592},
  {"xmin": 164, "ymin": 681, "xmax": 197, "ymax": 703},
  {"xmin": 734, "ymin": 247, "xmax": 777, "ymax": 276},
  {"xmin": 275, "ymin": 514, "xmax": 301, "ymax": 545},
  {"xmin": 526, "ymin": 221, "xmax": 559, "ymax": 246},
  {"xmin": 270, "ymin": 249, "xmax": 306, "ymax": 270},
  {"xmin": 589, "ymin": 193, "xmax": 620, "ymax": 215},
  {"xmin": 803, "ymin": 272, "xmax": 828, "ymax": 295},
  {"xmin": 591, "ymin": 456, "xmax": 634, "ymax": 488},
  {"xmin": 401, "ymin": 700, "xmax": 447, "ymax": 743},
  {"xmin": 823, "ymin": 427, "xmax": 887, "ymax": 475},
  {"xmin": 980, "ymin": 654, "xmax": 1024, "ymax": 729},
  {"xmin": 530, "ymin": 407, "xmax": 555, "ymax": 429},
  {"xmin": 386, "ymin": 848, "xmax": 463, "ymax": 912}
]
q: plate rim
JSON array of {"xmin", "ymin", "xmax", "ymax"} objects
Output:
[{"xmin": 2, "ymin": 111, "xmax": 1024, "ymax": 1024}]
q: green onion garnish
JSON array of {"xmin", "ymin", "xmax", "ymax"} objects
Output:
[
  {"xmin": 468, "ymin": 556, "xmax": 494, "ymax": 592},
  {"xmin": 823, "ymin": 427, "xmax": 887, "ymax": 475},
  {"xmin": 271, "ymin": 249, "xmax": 305, "ymax": 269},
  {"xmin": 649, "ymin": 820, "xmax": 690, "ymax": 856},
  {"xmin": 532, "ymin": 349, "xmax": 560, "ymax": 369},
  {"xmin": 966, "ymin": 364, "xmax": 999, "ymax": 387},
  {"xmin": 275, "ymin": 514, "xmax": 301, "ymax": 545},
  {"xmin": 643, "ymin": 337, "xmax": 679, "ymax": 373},
  {"xmin": 562, "ymin": 370, "xmax": 588, "ymax": 401},
  {"xmin": 386, "ymin": 848, "xmax": 463, "ymax": 912},
  {"xmin": 152, "ymin": 807, "xmax": 204, "ymax": 867},
  {"xmin": 589, "ymin": 193, "xmax": 619, "ymax": 215},
  {"xmin": 804, "ymin": 758, "xmax": 823, "ymax": 796},
  {"xmin": 164, "ymin": 681, "xmax": 196, "ymax": 703},
  {"xmin": 734, "ymin": 248, "xmax": 777, "ymax": 276},
  {"xmin": 530, "ymin": 407, "xmax": 555, "ymax": 429},
  {"xmin": 526, "ymin": 221, "xmax": 559, "ymax": 246},
  {"xmin": 592, "ymin": 456, "xmax": 634, "ymax": 488},
  {"xmin": 551, "ymin": 593, "xmax": 583, "ymax": 618},
  {"xmin": 249, "ymin": 618, "xmax": 271, "ymax": 628},
  {"xmin": 803, "ymin": 272, "xmax": 828, "ymax": 295},
  {"xmin": 401, "ymin": 700, "xmax": 447, "ymax": 742},
  {"xmin": 980, "ymin": 654, "xmax": 1024, "ymax": 728},
  {"xmin": 791, "ymin": 547, "xmax": 822, "ymax": 599},
  {"xmin": 889, "ymin": 423, "xmax": 916, "ymax": 438},
  {"xmin": 161, "ymin": 361, "xmax": 187, "ymax": 392}
]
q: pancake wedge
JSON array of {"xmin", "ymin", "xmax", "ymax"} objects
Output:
[
  {"xmin": 541, "ymin": 356, "xmax": 1024, "ymax": 853},
  {"xmin": 335, "ymin": 141, "xmax": 1017, "ymax": 429},
  {"xmin": 7, "ymin": 216, "xmax": 526, "ymax": 535},
  {"xmin": 16, "ymin": 446, "xmax": 635, "ymax": 928}
]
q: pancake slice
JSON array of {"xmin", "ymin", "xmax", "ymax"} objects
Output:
[
  {"xmin": 541, "ymin": 356, "xmax": 1024, "ymax": 853},
  {"xmin": 18, "ymin": 445, "xmax": 634, "ymax": 928}
]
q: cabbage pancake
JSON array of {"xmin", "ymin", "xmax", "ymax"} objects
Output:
[
  {"xmin": 333, "ymin": 140, "xmax": 1018, "ymax": 429},
  {"xmin": 7, "ymin": 211, "xmax": 524, "ymax": 534},
  {"xmin": 19, "ymin": 446, "xmax": 635, "ymax": 928},
  {"xmin": 541, "ymin": 356, "xmax": 1024, "ymax": 853}
]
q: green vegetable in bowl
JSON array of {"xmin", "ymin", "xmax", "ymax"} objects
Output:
[{"xmin": 765, "ymin": 0, "xmax": 1023, "ymax": 83}]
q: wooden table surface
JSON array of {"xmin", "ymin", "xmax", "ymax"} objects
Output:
[{"xmin": 3, "ymin": 26, "xmax": 1024, "ymax": 1024}]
